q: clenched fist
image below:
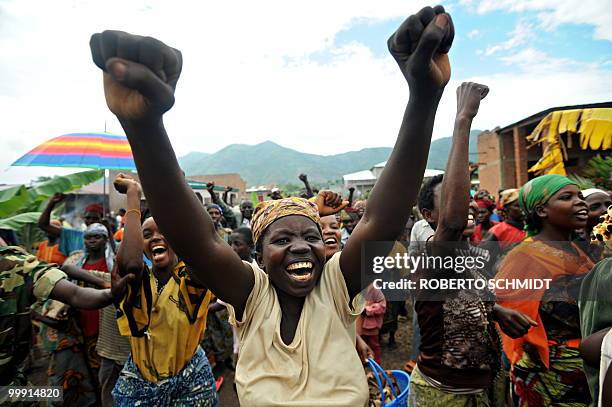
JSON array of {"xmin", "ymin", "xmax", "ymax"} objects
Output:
[
  {"xmin": 90, "ymin": 31, "xmax": 182, "ymax": 122},
  {"xmin": 113, "ymin": 173, "xmax": 142, "ymax": 196},
  {"xmin": 456, "ymin": 82, "xmax": 489, "ymax": 120},
  {"xmin": 315, "ymin": 190, "xmax": 349, "ymax": 216},
  {"xmin": 388, "ymin": 6, "xmax": 454, "ymax": 94}
]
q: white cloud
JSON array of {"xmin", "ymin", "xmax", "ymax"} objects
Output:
[
  {"xmin": 415, "ymin": 43, "xmax": 611, "ymax": 170},
  {"xmin": 0, "ymin": 0, "xmax": 434, "ymax": 183},
  {"xmin": 456, "ymin": 68, "xmax": 612, "ymax": 137},
  {"xmin": 484, "ymin": 20, "xmax": 532, "ymax": 56},
  {"xmin": 460, "ymin": 0, "xmax": 612, "ymax": 41},
  {"xmin": 0, "ymin": 0, "xmax": 610, "ymax": 186},
  {"xmin": 499, "ymin": 48, "xmax": 578, "ymax": 72},
  {"xmin": 467, "ymin": 29, "xmax": 481, "ymax": 39}
]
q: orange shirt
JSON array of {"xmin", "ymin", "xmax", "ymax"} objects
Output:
[
  {"xmin": 488, "ymin": 221, "xmax": 526, "ymax": 249},
  {"xmin": 36, "ymin": 241, "xmax": 67, "ymax": 265},
  {"xmin": 114, "ymin": 228, "xmax": 124, "ymax": 242}
]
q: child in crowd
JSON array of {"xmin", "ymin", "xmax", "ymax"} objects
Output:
[{"xmin": 357, "ymin": 285, "xmax": 386, "ymax": 364}]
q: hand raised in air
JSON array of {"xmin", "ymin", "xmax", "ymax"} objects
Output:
[
  {"xmin": 315, "ymin": 190, "xmax": 349, "ymax": 216},
  {"xmin": 456, "ymin": 82, "xmax": 489, "ymax": 120},
  {"xmin": 113, "ymin": 173, "xmax": 142, "ymax": 196},
  {"xmin": 90, "ymin": 31, "xmax": 182, "ymax": 122},
  {"xmin": 388, "ymin": 5, "xmax": 454, "ymax": 95}
]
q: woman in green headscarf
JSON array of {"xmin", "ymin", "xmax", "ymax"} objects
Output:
[{"xmin": 496, "ymin": 174, "xmax": 594, "ymax": 406}]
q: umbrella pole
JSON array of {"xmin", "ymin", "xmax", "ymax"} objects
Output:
[{"xmin": 103, "ymin": 170, "xmax": 106, "ymax": 217}]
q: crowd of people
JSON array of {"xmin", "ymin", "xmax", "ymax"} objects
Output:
[{"xmin": 1, "ymin": 5, "xmax": 611, "ymax": 407}]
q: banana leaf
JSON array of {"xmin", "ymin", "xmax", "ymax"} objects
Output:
[
  {"xmin": 0, "ymin": 170, "xmax": 104, "ymax": 217},
  {"xmin": 29, "ymin": 169, "xmax": 103, "ymax": 200},
  {"xmin": 0, "ymin": 185, "xmax": 30, "ymax": 218},
  {"xmin": 0, "ymin": 212, "xmax": 42, "ymax": 231}
]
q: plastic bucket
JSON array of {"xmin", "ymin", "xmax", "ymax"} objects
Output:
[{"xmin": 367, "ymin": 358, "xmax": 410, "ymax": 406}]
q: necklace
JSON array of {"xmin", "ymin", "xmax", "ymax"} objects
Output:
[{"xmin": 154, "ymin": 274, "xmax": 166, "ymax": 295}]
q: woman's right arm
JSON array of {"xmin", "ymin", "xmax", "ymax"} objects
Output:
[
  {"xmin": 90, "ymin": 32, "xmax": 253, "ymax": 312},
  {"xmin": 114, "ymin": 174, "xmax": 145, "ymax": 284}
]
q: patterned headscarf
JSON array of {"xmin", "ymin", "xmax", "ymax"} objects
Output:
[
  {"xmin": 251, "ymin": 197, "xmax": 320, "ymax": 246},
  {"xmin": 500, "ymin": 189, "xmax": 520, "ymax": 207},
  {"xmin": 592, "ymin": 205, "xmax": 611, "ymax": 244},
  {"xmin": 519, "ymin": 174, "xmax": 576, "ymax": 236}
]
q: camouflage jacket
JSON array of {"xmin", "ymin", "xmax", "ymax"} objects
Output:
[{"xmin": 0, "ymin": 246, "xmax": 67, "ymax": 385}]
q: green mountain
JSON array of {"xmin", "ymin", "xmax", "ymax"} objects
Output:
[
  {"xmin": 179, "ymin": 141, "xmax": 391, "ymax": 185},
  {"xmin": 426, "ymin": 129, "xmax": 481, "ymax": 170},
  {"xmin": 179, "ymin": 131, "xmax": 481, "ymax": 186}
]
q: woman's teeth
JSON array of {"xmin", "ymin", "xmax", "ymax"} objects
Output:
[
  {"xmin": 575, "ymin": 210, "xmax": 588, "ymax": 220},
  {"xmin": 286, "ymin": 262, "xmax": 315, "ymax": 281},
  {"xmin": 324, "ymin": 238, "xmax": 337, "ymax": 245},
  {"xmin": 286, "ymin": 261, "xmax": 313, "ymax": 271}
]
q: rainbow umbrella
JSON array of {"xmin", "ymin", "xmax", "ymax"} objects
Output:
[{"xmin": 11, "ymin": 132, "xmax": 135, "ymax": 171}]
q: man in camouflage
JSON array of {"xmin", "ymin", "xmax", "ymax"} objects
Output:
[{"xmin": 0, "ymin": 245, "xmax": 131, "ymax": 405}]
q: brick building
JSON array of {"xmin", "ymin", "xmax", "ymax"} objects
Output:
[{"xmin": 477, "ymin": 101, "xmax": 612, "ymax": 193}]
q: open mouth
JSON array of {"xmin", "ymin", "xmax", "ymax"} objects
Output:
[
  {"xmin": 324, "ymin": 237, "xmax": 338, "ymax": 246},
  {"xmin": 466, "ymin": 215, "xmax": 476, "ymax": 228},
  {"xmin": 574, "ymin": 209, "xmax": 588, "ymax": 221},
  {"xmin": 151, "ymin": 245, "xmax": 168, "ymax": 262},
  {"xmin": 286, "ymin": 261, "xmax": 314, "ymax": 282}
]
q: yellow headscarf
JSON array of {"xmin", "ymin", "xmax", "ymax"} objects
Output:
[
  {"xmin": 500, "ymin": 188, "xmax": 519, "ymax": 207},
  {"xmin": 251, "ymin": 197, "xmax": 320, "ymax": 246}
]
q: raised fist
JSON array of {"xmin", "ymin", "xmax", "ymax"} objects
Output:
[
  {"xmin": 298, "ymin": 174, "xmax": 308, "ymax": 182},
  {"xmin": 456, "ymin": 82, "xmax": 489, "ymax": 120},
  {"xmin": 90, "ymin": 31, "xmax": 182, "ymax": 122},
  {"xmin": 224, "ymin": 186, "xmax": 233, "ymax": 192},
  {"xmin": 315, "ymin": 190, "xmax": 349, "ymax": 216},
  {"xmin": 206, "ymin": 182, "xmax": 215, "ymax": 191},
  {"xmin": 113, "ymin": 173, "xmax": 142, "ymax": 198},
  {"xmin": 388, "ymin": 6, "xmax": 454, "ymax": 94}
]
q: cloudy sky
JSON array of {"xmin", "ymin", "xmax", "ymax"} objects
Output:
[{"xmin": 1, "ymin": 0, "xmax": 611, "ymax": 183}]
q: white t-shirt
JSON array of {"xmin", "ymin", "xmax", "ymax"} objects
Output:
[
  {"xmin": 226, "ymin": 252, "xmax": 368, "ymax": 406},
  {"xmin": 408, "ymin": 219, "xmax": 435, "ymax": 257}
]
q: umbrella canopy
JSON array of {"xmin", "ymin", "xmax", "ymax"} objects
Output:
[{"xmin": 12, "ymin": 132, "xmax": 136, "ymax": 171}]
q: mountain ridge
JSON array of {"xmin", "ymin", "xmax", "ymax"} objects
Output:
[{"xmin": 178, "ymin": 131, "xmax": 481, "ymax": 186}]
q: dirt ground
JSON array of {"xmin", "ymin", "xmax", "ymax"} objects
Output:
[{"xmin": 26, "ymin": 311, "xmax": 415, "ymax": 406}]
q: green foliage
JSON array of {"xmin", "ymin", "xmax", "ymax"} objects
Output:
[
  {"xmin": 0, "ymin": 170, "xmax": 103, "ymax": 248},
  {"xmin": 0, "ymin": 212, "xmax": 42, "ymax": 231},
  {"xmin": 568, "ymin": 174, "xmax": 595, "ymax": 190},
  {"xmin": 33, "ymin": 176, "xmax": 52, "ymax": 182},
  {"xmin": 0, "ymin": 185, "xmax": 30, "ymax": 218},
  {"xmin": 0, "ymin": 170, "xmax": 103, "ymax": 218},
  {"xmin": 580, "ymin": 155, "xmax": 612, "ymax": 190}
]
